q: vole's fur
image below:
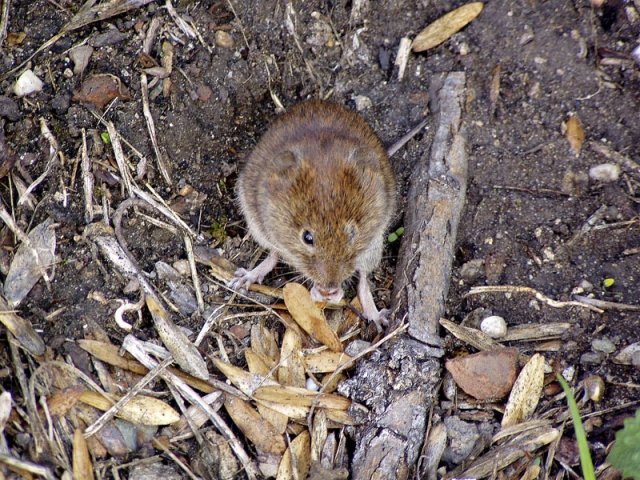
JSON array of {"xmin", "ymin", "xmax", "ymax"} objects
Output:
[{"xmin": 229, "ymin": 100, "xmax": 396, "ymax": 330}]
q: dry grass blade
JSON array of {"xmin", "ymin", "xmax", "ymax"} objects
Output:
[
  {"xmin": 412, "ymin": 2, "xmax": 483, "ymax": 52},
  {"xmin": 122, "ymin": 335, "xmax": 260, "ymax": 480}
]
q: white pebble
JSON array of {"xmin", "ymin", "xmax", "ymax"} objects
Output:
[
  {"xmin": 14, "ymin": 69, "xmax": 44, "ymax": 97},
  {"xmin": 306, "ymin": 378, "xmax": 319, "ymax": 391},
  {"xmin": 480, "ymin": 315, "xmax": 507, "ymax": 338},
  {"xmin": 589, "ymin": 163, "xmax": 620, "ymax": 182}
]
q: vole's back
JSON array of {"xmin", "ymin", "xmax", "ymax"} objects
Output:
[{"xmin": 237, "ymin": 99, "xmax": 395, "ymax": 289}]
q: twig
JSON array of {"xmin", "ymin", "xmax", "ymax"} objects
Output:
[
  {"xmin": 184, "ymin": 235, "xmax": 205, "ymax": 313},
  {"xmin": 106, "ymin": 121, "xmax": 134, "ymax": 198},
  {"xmin": 465, "ymin": 285, "xmax": 604, "ymax": 313},
  {"xmin": 19, "ymin": 118, "xmax": 59, "ymax": 206},
  {"xmin": 81, "ymin": 129, "xmax": 95, "ymax": 224},
  {"xmin": 493, "ymin": 185, "xmax": 570, "ymax": 197},
  {"xmin": 572, "ymin": 295, "xmax": 640, "ymax": 312},
  {"xmin": 387, "ymin": 116, "xmax": 429, "ymax": 158},
  {"xmin": 141, "ymin": 73, "xmax": 172, "ymax": 184},
  {"xmin": 0, "ymin": 0, "xmax": 10, "ymax": 48},
  {"xmin": 84, "ymin": 357, "xmax": 174, "ymax": 436}
]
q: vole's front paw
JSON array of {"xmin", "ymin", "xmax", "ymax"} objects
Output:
[
  {"xmin": 227, "ymin": 268, "xmax": 264, "ymax": 292},
  {"xmin": 366, "ymin": 307, "xmax": 390, "ymax": 333}
]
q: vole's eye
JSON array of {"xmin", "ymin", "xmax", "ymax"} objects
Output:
[{"xmin": 302, "ymin": 230, "xmax": 314, "ymax": 246}]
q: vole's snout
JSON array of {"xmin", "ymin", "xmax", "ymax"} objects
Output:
[{"xmin": 310, "ymin": 285, "xmax": 344, "ymax": 304}]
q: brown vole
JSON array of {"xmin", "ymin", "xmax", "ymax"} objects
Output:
[{"xmin": 228, "ymin": 99, "xmax": 396, "ymax": 331}]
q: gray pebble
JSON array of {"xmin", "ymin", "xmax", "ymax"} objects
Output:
[
  {"xmin": 0, "ymin": 96, "xmax": 22, "ymax": 121},
  {"xmin": 580, "ymin": 352, "xmax": 604, "ymax": 365},
  {"xmin": 592, "ymin": 337, "xmax": 616, "ymax": 354}
]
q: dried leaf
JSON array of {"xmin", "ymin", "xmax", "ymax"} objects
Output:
[
  {"xmin": 279, "ymin": 329, "xmax": 306, "ymax": 387},
  {"xmin": 212, "ymin": 358, "xmax": 279, "ymax": 396},
  {"xmin": 79, "ymin": 391, "xmax": 180, "ymax": 426},
  {"xmin": 0, "ymin": 296, "xmax": 45, "ymax": 355},
  {"xmin": 304, "ymin": 351, "xmax": 353, "ymax": 373},
  {"xmin": 5, "ymin": 218, "xmax": 56, "ymax": 307},
  {"xmin": 251, "ymin": 323, "xmax": 280, "ymax": 369},
  {"xmin": 48, "ymin": 386, "xmax": 84, "ymax": 418},
  {"xmin": 147, "ymin": 295, "xmax": 209, "ymax": 380},
  {"xmin": 255, "ymin": 399, "xmax": 310, "ymax": 421},
  {"xmin": 277, "ymin": 430, "xmax": 311, "ymax": 480},
  {"xmin": 254, "ymin": 385, "xmax": 351, "ymax": 411},
  {"xmin": 77, "ymin": 339, "xmax": 216, "ymax": 393},
  {"xmin": 283, "ymin": 283, "xmax": 342, "ymax": 352},
  {"xmin": 502, "ymin": 353, "xmax": 545, "ymax": 428},
  {"xmin": 566, "ymin": 115, "xmax": 585, "ymax": 155},
  {"xmin": 73, "ymin": 427, "xmax": 95, "ymax": 480},
  {"xmin": 72, "ymin": 74, "xmax": 131, "ymax": 109},
  {"xmin": 224, "ymin": 395, "xmax": 287, "ymax": 456},
  {"xmin": 412, "ymin": 2, "xmax": 484, "ymax": 52}
]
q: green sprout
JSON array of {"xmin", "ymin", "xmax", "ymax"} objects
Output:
[
  {"xmin": 101, "ymin": 132, "xmax": 111, "ymax": 145},
  {"xmin": 603, "ymin": 278, "xmax": 615, "ymax": 288},
  {"xmin": 388, "ymin": 226, "xmax": 405, "ymax": 243}
]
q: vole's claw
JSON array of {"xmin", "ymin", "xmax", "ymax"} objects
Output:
[
  {"xmin": 227, "ymin": 268, "xmax": 263, "ymax": 292},
  {"xmin": 366, "ymin": 308, "xmax": 390, "ymax": 333}
]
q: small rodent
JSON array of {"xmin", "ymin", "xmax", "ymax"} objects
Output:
[{"xmin": 228, "ymin": 99, "xmax": 396, "ymax": 331}]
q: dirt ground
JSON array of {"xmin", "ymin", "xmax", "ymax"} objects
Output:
[{"xmin": 1, "ymin": 0, "xmax": 640, "ymax": 478}]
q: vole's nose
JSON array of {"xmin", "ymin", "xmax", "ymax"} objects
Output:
[
  {"xmin": 310, "ymin": 285, "xmax": 344, "ymax": 303},
  {"xmin": 318, "ymin": 286, "xmax": 340, "ymax": 297}
]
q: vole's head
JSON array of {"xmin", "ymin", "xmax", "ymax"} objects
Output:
[{"xmin": 261, "ymin": 145, "xmax": 394, "ymax": 301}]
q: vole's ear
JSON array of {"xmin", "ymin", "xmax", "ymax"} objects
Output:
[
  {"xmin": 272, "ymin": 151, "xmax": 298, "ymax": 171},
  {"xmin": 348, "ymin": 147, "xmax": 383, "ymax": 170}
]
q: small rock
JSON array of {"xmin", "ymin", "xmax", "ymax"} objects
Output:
[
  {"xmin": 215, "ymin": 30, "xmax": 234, "ymax": 48},
  {"xmin": 459, "ymin": 258, "xmax": 484, "ymax": 282},
  {"xmin": 69, "ymin": 45, "xmax": 93, "ymax": 75},
  {"xmin": 613, "ymin": 342, "xmax": 640, "ymax": 365},
  {"xmin": 90, "ymin": 28, "xmax": 128, "ymax": 47},
  {"xmin": 584, "ymin": 375, "xmax": 604, "ymax": 402},
  {"xmin": 589, "ymin": 163, "xmax": 620, "ymax": 182},
  {"xmin": 580, "ymin": 352, "xmax": 604, "ymax": 365},
  {"xmin": 173, "ymin": 259, "xmax": 191, "ymax": 276},
  {"xmin": 592, "ymin": 337, "xmax": 616, "ymax": 354},
  {"xmin": 352, "ymin": 95, "xmax": 372, "ymax": 111},
  {"xmin": 480, "ymin": 315, "xmax": 507, "ymax": 339},
  {"xmin": 579, "ymin": 279, "xmax": 594, "ymax": 292},
  {"xmin": 51, "ymin": 91, "xmax": 72, "ymax": 115},
  {"xmin": 442, "ymin": 416, "xmax": 480, "ymax": 465},
  {"xmin": 14, "ymin": 70, "xmax": 43, "ymax": 97},
  {"xmin": 196, "ymin": 84, "xmax": 213, "ymax": 102},
  {"xmin": 561, "ymin": 169, "xmax": 589, "ymax": 196},
  {"xmin": 0, "ymin": 96, "xmax": 22, "ymax": 121},
  {"xmin": 445, "ymin": 347, "xmax": 519, "ymax": 400},
  {"xmin": 631, "ymin": 351, "xmax": 640, "ymax": 369},
  {"xmin": 345, "ymin": 339, "xmax": 371, "ymax": 357},
  {"xmin": 156, "ymin": 261, "xmax": 181, "ymax": 282}
]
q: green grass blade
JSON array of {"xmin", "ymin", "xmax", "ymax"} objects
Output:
[{"xmin": 557, "ymin": 374, "xmax": 596, "ymax": 480}]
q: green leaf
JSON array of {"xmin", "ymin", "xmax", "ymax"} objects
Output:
[
  {"xmin": 101, "ymin": 132, "xmax": 111, "ymax": 145},
  {"xmin": 607, "ymin": 409, "xmax": 640, "ymax": 479},
  {"xmin": 557, "ymin": 374, "xmax": 595, "ymax": 480},
  {"xmin": 603, "ymin": 278, "xmax": 615, "ymax": 288}
]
